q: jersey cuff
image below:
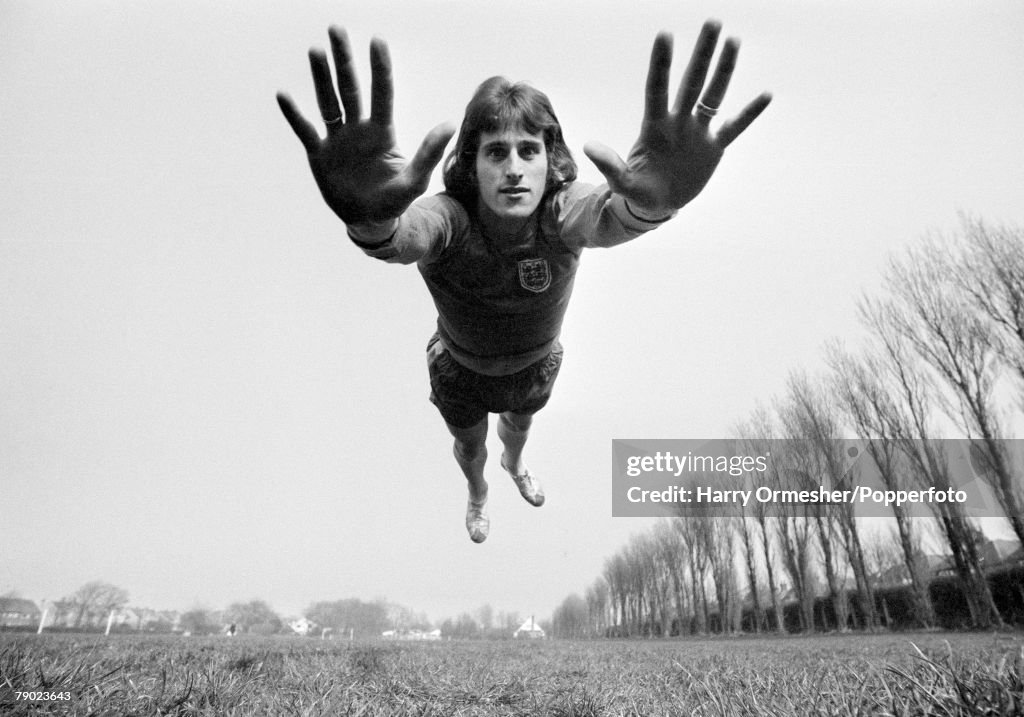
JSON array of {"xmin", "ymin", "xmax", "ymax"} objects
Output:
[
  {"xmin": 622, "ymin": 198, "xmax": 675, "ymax": 224},
  {"xmin": 347, "ymin": 218, "xmax": 400, "ymax": 248}
]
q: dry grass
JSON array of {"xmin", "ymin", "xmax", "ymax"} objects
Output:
[{"xmin": 0, "ymin": 631, "xmax": 1021, "ymax": 715}]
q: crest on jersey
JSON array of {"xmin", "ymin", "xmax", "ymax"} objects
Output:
[{"xmin": 517, "ymin": 258, "xmax": 551, "ymax": 293}]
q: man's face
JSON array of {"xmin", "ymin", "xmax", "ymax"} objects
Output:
[{"xmin": 474, "ymin": 128, "xmax": 548, "ymax": 225}]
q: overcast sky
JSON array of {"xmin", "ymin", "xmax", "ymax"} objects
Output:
[{"xmin": 3, "ymin": 1, "xmax": 1023, "ymax": 623}]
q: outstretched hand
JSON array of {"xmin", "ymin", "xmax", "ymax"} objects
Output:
[
  {"xmin": 584, "ymin": 21, "xmax": 771, "ymax": 216},
  {"xmin": 276, "ymin": 28, "xmax": 455, "ymax": 225}
]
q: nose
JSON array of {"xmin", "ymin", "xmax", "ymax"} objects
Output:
[{"xmin": 505, "ymin": 152, "xmax": 523, "ymax": 179}]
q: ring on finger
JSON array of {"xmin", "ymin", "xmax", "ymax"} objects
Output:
[
  {"xmin": 322, "ymin": 115, "xmax": 342, "ymax": 125},
  {"xmin": 694, "ymin": 100, "xmax": 719, "ymax": 120}
]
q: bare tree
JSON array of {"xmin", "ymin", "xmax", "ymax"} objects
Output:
[
  {"xmin": 739, "ymin": 407, "xmax": 787, "ymax": 632},
  {"xmin": 624, "ymin": 535, "xmax": 649, "ymax": 635},
  {"xmin": 602, "ymin": 552, "xmax": 630, "ymax": 635},
  {"xmin": 179, "ymin": 608, "xmax": 218, "ymax": 636},
  {"xmin": 305, "ymin": 598, "xmax": 389, "ymax": 638},
  {"xmin": 635, "ymin": 530, "xmax": 674, "ymax": 637},
  {"xmin": 674, "ymin": 498, "xmax": 712, "ymax": 634},
  {"xmin": 954, "ymin": 216, "xmax": 1024, "ymax": 390},
  {"xmin": 704, "ymin": 515, "xmax": 740, "ymax": 633},
  {"xmin": 770, "ymin": 436, "xmax": 818, "ymax": 632},
  {"xmin": 652, "ymin": 520, "xmax": 687, "ymax": 636},
  {"xmin": 884, "ymin": 237, "xmax": 1023, "ymax": 547},
  {"xmin": 953, "ymin": 218, "xmax": 1024, "ymax": 542},
  {"xmin": 497, "ymin": 610, "xmax": 522, "ymax": 635},
  {"xmin": 63, "ymin": 581, "xmax": 129, "ymax": 629},
  {"xmin": 734, "ymin": 513, "xmax": 763, "ymax": 633},
  {"xmin": 778, "ymin": 380, "xmax": 850, "ymax": 631},
  {"xmin": 584, "ymin": 578, "xmax": 610, "ymax": 637},
  {"xmin": 827, "ymin": 340, "xmax": 936, "ymax": 627},
  {"xmin": 551, "ymin": 594, "xmax": 589, "ymax": 639},
  {"xmin": 860, "ymin": 295, "xmax": 1003, "ymax": 628},
  {"xmin": 786, "ymin": 368, "xmax": 877, "ymax": 631},
  {"xmin": 225, "ymin": 600, "xmax": 282, "ymax": 635},
  {"xmin": 476, "ymin": 604, "xmax": 494, "ymax": 633}
]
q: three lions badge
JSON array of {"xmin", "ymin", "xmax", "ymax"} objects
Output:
[{"xmin": 517, "ymin": 258, "xmax": 551, "ymax": 293}]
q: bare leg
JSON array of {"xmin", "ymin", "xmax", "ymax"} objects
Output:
[
  {"xmin": 447, "ymin": 418, "xmax": 490, "ymax": 542},
  {"xmin": 497, "ymin": 411, "xmax": 533, "ymax": 475},
  {"xmin": 499, "ymin": 411, "xmax": 544, "ymax": 507},
  {"xmin": 447, "ymin": 417, "xmax": 488, "ymax": 501}
]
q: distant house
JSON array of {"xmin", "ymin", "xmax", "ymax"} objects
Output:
[
  {"xmin": 871, "ymin": 540, "xmax": 1023, "ymax": 585},
  {"xmin": 929, "ymin": 539, "xmax": 1023, "ymax": 578},
  {"xmin": 0, "ymin": 598, "xmax": 41, "ymax": 628},
  {"xmin": 103, "ymin": 608, "xmax": 180, "ymax": 632},
  {"xmin": 382, "ymin": 628, "xmax": 442, "ymax": 641},
  {"xmin": 289, "ymin": 617, "xmax": 317, "ymax": 636},
  {"xmin": 112, "ymin": 608, "xmax": 143, "ymax": 630},
  {"xmin": 980, "ymin": 539, "xmax": 1023, "ymax": 569},
  {"xmin": 514, "ymin": 616, "xmax": 545, "ymax": 639},
  {"xmin": 873, "ymin": 554, "xmax": 950, "ymax": 587}
]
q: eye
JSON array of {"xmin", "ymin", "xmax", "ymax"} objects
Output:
[
  {"xmin": 485, "ymin": 146, "xmax": 508, "ymax": 160},
  {"xmin": 520, "ymin": 144, "xmax": 542, "ymax": 159}
]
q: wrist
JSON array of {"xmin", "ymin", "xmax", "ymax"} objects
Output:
[
  {"xmin": 347, "ymin": 217, "xmax": 399, "ymax": 247},
  {"xmin": 623, "ymin": 198, "xmax": 675, "ymax": 224}
]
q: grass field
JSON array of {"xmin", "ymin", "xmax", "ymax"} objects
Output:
[{"xmin": 1, "ymin": 631, "xmax": 1022, "ymax": 716}]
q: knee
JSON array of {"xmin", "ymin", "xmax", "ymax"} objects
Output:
[
  {"xmin": 500, "ymin": 412, "xmax": 533, "ymax": 434},
  {"xmin": 453, "ymin": 436, "xmax": 486, "ymax": 463}
]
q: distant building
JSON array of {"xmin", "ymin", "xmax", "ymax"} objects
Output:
[
  {"xmin": 980, "ymin": 539, "xmax": 1023, "ymax": 569},
  {"xmin": 0, "ymin": 598, "xmax": 41, "ymax": 628},
  {"xmin": 109, "ymin": 608, "xmax": 181, "ymax": 632},
  {"xmin": 514, "ymin": 616, "xmax": 545, "ymax": 639},
  {"xmin": 289, "ymin": 617, "xmax": 317, "ymax": 636},
  {"xmin": 382, "ymin": 628, "xmax": 441, "ymax": 641}
]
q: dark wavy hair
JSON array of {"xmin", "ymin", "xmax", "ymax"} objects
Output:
[{"xmin": 443, "ymin": 76, "xmax": 577, "ymax": 209}]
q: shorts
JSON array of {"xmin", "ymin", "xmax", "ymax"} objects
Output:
[{"xmin": 426, "ymin": 333, "xmax": 564, "ymax": 429}]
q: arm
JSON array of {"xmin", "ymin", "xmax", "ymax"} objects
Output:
[
  {"xmin": 276, "ymin": 27, "xmax": 455, "ymax": 253},
  {"xmin": 348, "ymin": 194, "xmax": 467, "ymax": 265},
  {"xmin": 583, "ymin": 20, "xmax": 772, "ymax": 219},
  {"xmin": 554, "ymin": 183, "xmax": 673, "ymax": 251}
]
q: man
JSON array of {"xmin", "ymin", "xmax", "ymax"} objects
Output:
[{"xmin": 277, "ymin": 21, "xmax": 771, "ymax": 542}]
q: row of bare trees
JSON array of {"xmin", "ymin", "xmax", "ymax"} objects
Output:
[
  {"xmin": 552, "ymin": 217, "xmax": 1023, "ymax": 638},
  {"xmin": 45, "ymin": 581, "xmax": 131, "ymax": 629}
]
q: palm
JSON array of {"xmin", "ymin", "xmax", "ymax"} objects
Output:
[
  {"xmin": 615, "ymin": 116, "xmax": 724, "ymax": 211},
  {"xmin": 307, "ymin": 122, "xmax": 411, "ymax": 223},
  {"xmin": 584, "ymin": 21, "xmax": 771, "ymax": 216},
  {"xmin": 277, "ymin": 28, "xmax": 454, "ymax": 225}
]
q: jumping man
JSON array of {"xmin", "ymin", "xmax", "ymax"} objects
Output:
[{"xmin": 277, "ymin": 20, "xmax": 771, "ymax": 542}]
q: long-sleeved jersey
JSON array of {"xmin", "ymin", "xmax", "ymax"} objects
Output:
[{"xmin": 349, "ymin": 182, "xmax": 671, "ymax": 376}]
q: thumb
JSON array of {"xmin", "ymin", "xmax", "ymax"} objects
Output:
[
  {"xmin": 583, "ymin": 141, "xmax": 628, "ymax": 192},
  {"xmin": 406, "ymin": 121, "xmax": 457, "ymax": 191}
]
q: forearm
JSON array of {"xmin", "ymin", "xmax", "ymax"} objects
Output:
[
  {"xmin": 620, "ymin": 197, "xmax": 676, "ymax": 225},
  {"xmin": 347, "ymin": 218, "xmax": 402, "ymax": 261},
  {"xmin": 345, "ymin": 194, "xmax": 462, "ymax": 265},
  {"xmin": 556, "ymin": 183, "xmax": 677, "ymax": 250}
]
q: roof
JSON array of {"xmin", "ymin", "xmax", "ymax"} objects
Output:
[
  {"xmin": 0, "ymin": 597, "xmax": 41, "ymax": 615},
  {"xmin": 514, "ymin": 616, "xmax": 544, "ymax": 634}
]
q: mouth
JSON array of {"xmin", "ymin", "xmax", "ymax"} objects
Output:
[{"xmin": 499, "ymin": 187, "xmax": 529, "ymax": 195}]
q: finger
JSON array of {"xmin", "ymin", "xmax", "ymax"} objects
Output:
[
  {"xmin": 309, "ymin": 48, "xmax": 343, "ymax": 124},
  {"xmin": 695, "ymin": 37, "xmax": 738, "ymax": 124},
  {"xmin": 672, "ymin": 20, "xmax": 721, "ymax": 115},
  {"xmin": 644, "ymin": 32, "xmax": 673, "ymax": 121},
  {"xmin": 329, "ymin": 26, "xmax": 361, "ymax": 124},
  {"xmin": 369, "ymin": 36, "xmax": 394, "ymax": 127},
  {"xmin": 405, "ymin": 122, "xmax": 457, "ymax": 191},
  {"xmin": 276, "ymin": 92, "xmax": 320, "ymax": 151},
  {"xmin": 717, "ymin": 92, "xmax": 772, "ymax": 147},
  {"xmin": 582, "ymin": 141, "xmax": 629, "ymax": 192}
]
